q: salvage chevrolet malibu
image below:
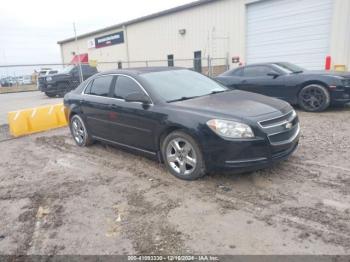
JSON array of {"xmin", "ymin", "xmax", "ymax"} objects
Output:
[{"xmin": 64, "ymin": 67, "xmax": 300, "ymax": 180}]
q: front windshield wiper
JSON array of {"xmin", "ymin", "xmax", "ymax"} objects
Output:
[
  {"xmin": 292, "ymin": 70, "xmax": 303, "ymax": 74},
  {"xmin": 167, "ymin": 96, "xmax": 200, "ymax": 103},
  {"xmin": 210, "ymin": 90, "xmax": 229, "ymax": 95},
  {"xmin": 167, "ymin": 90, "xmax": 230, "ymax": 103}
]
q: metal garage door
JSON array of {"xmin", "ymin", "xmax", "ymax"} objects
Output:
[{"xmin": 246, "ymin": 0, "xmax": 333, "ymax": 70}]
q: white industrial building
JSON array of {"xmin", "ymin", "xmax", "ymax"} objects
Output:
[{"xmin": 58, "ymin": 0, "xmax": 350, "ymax": 74}]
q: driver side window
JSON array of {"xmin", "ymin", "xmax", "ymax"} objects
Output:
[{"xmin": 114, "ymin": 76, "xmax": 146, "ymax": 100}]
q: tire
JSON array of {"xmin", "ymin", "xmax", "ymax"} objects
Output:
[
  {"xmin": 57, "ymin": 82, "xmax": 70, "ymax": 97},
  {"xmin": 298, "ymin": 84, "xmax": 330, "ymax": 112},
  {"xmin": 45, "ymin": 92, "xmax": 57, "ymax": 98},
  {"xmin": 161, "ymin": 131, "xmax": 206, "ymax": 180},
  {"xmin": 69, "ymin": 114, "xmax": 93, "ymax": 147}
]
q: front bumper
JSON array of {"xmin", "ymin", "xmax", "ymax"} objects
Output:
[
  {"xmin": 201, "ymin": 119, "xmax": 300, "ymax": 173},
  {"xmin": 331, "ymin": 86, "xmax": 350, "ymax": 105},
  {"xmin": 39, "ymin": 83, "xmax": 58, "ymax": 92},
  {"xmin": 203, "ymin": 137, "xmax": 299, "ymax": 173}
]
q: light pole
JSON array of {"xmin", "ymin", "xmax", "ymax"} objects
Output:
[{"xmin": 73, "ymin": 22, "xmax": 83, "ymax": 83}]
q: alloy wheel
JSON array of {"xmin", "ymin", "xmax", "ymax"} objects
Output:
[
  {"xmin": 71, "ymin": 117, "xmax": 86, "ymax": 145},
  {"xmin": 166, "ymin": 138, "xmax": 197, "ymax": 176},
  {"xmin": 300, "ymin": 86, "xmax": 326, "ymax": 111}
]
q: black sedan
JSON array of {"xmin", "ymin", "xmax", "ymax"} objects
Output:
[
  {"xmin": 64, "ymin": 67, "xmax": 300, "ymax": 180},
  {"xmin": 216, "ymin": 62, "xmax": 350, "ymax": 112}
]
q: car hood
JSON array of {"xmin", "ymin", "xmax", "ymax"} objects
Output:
[
  {"xmin": 301, "ymin": 70, "xmax": 350, "ymax": 78},
  {"xmin": 170, "ymin": 90, "xmax": 291, "ymax": 119}
]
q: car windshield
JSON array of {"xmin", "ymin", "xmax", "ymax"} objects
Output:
[
  {"xmin": 274, "ymin": 62, "xmax": 305, "ymax": 73},
  {"xmin": 61, "ymin": 65, "xmax": 75, "ymax": 74},
  {"xmin": 141, "ymin": 69, "xmax": 228, "ymax": 102}
]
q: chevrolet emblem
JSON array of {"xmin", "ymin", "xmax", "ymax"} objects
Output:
[{"xmin": 285, "ymin": 122, "xmax": 293, "ymax": 129}]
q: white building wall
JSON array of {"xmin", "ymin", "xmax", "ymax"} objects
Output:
[
  {"xmin": 126, "ymin": 0, "xmax": 245, "ymax": 68},
  {"xmin": 60, "ymin": 27, "xmax": 128, "ymax": 71},
  {"xmin": 60, "ymin": 0, "xmax": 246, "ymax": 70},
  {"xmin": 330, "ymin": 0, "xmax": 350, "ymax": 70},
  {"xmin": 59, "ymin": 0, "xmax": 350, "ymax": 72}
]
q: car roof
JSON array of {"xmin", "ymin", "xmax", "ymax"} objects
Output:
[
  {"xmin": 97, "ymin": 66, "xmax": 186, "ymax": 76},
  {"xmin": 242, "ymin": 62, "xmax": 287, "ymax": 67}
]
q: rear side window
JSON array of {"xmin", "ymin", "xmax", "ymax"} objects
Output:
[
  {"xmin": 114, "ymin": 76, "xmax": 144, "ymax": 99},
  {"xmin": 232, "ymin": 68, "xmax": 243, "ymax": 76},
  {"xmin": 221, "ymin": 68, "xmax": 243, "ymax": 77},
  {"xmin": 243, "ymin": 66, "xmax": 274, "ymax": 77},
  {"xmin": 89, "ymin": 76, "xmax": 113, "ymax": 97}
]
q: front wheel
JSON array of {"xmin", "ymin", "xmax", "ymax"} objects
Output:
[
  {"xmin": 45, "ymin": 92, "xmax": 57, "ymax": 98},
  {"xmin": 298, "ymin": 84, "xmax": 330, "ymax": 112},
  {"xmin": 161, "ymin": 131, "xmax": 206, "ymax": 180},
  {"xmin": 69, "ymin": 114, "xmax": 93, "ymax": 147},
  {"xmin": 57, "ymin": 82, "xmax": 70, "ymax": 97}
]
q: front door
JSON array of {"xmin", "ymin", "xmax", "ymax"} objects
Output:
[
  {"xmin": 106, "ymin": 75, "xmax": 158, "ymax": 152},
  {"xmin": 239, "ymin": 65, "xmax": 286, "ymax": 98}
]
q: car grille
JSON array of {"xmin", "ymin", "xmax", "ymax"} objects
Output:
[
  {"xmin": 38, "ymin": 77, "xmax": 47, "ymax": 89},
  {"xmin": 342, "ymin": 78, "xmax": 350, "ymax": 87},
  {"xmin": 258, "ymin": 111, "xmax": 300, "ymax": 146},
  {"xmin": 38, "ymin": 77, "xmax": 46, "ymax": 85}
]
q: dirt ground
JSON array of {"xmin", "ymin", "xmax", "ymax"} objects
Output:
[{"xmin": 0, "ymin": 107, "xmax": 349, "ymax": 255}]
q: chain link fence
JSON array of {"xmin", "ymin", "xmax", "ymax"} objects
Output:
[
  {"xmin": 0, "ymin": 57, "xmax": 229, "ymax": 95},
  {"xmin": 87, "ymin": 57, "xmax": 229, "ymax": 76}
]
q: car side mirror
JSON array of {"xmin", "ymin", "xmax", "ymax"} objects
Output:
[
  {"xmin": 267, "ymin": 72, "xmax": 280, "ymax": 78},
  {"xmin": 124, "ymin": 92, "xmax": 152, "ymax": 105}
]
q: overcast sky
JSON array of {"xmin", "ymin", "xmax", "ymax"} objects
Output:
[{"xmin": 0, "ymin": 0, "xmax": 194, "ymax": 68}]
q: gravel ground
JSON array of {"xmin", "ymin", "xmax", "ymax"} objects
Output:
[
  {"xmin": 0, "ymin": 125, "xmax": 10, "ymax": 142},
  {"xmin": 0, "ymin": 108, "xmax": 349, "ymax": 255}
]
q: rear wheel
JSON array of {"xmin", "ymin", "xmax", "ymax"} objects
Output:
[
  {"xmin": 161, "ymin": 131, "xmax": 206, "ymax": 180},
  {"xmin": 69, "ymin": 114, "xmax": 93, "ymax": 147},
  {"xmin": 298, "ymin": 84, "xmax": 330, "ymax": 112}
]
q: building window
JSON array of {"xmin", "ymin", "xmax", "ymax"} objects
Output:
[
  {"xmin": 193, "ymin": 51, "xmax": 202, "ymax": 73},
  {"xmin": 167, "ymin": 55, "xmax": 174, "ymax": 67}
]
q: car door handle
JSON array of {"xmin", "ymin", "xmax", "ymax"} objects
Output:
[{"xmin": 241, "ymin": 80, "xmax": 248, "ymax": 84}]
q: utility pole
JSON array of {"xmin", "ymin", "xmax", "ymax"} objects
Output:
[{"xmin": 73, "ymin": 22, "xmax": 83, "ymax": 83}]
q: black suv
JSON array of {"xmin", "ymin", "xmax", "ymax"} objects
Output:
[{"xmin": 39, "ymin": 64, "xmax": 98, "ymax": 97}]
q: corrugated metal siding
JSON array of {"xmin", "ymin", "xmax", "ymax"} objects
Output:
[
  {"xmin": 59, "ymin": 0, "xmax": 246, "ymax": 69},
  {"xmin": 246, "ymin": 0, "xmax": 333, "ymax": 70},
  {"xmin": 59, "ymin": 0, "xmax": 349, "ymax": 71},
  {"xmin": 330, "ymin": 0, "xmax": 350, "ymax": 70},
  {"xmin": 60, "ymin": 27, "xmax": 128, "ymax": 70},
  {"xmin": 126, "ymin": 0, "xmax": 244, "ymax": 66}
]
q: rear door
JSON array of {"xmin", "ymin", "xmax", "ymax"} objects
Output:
[
  {"xmin": 80, "ymin": 75, "xmax": 114, "ymax": 138},
  {"xmin": 106, "ymin": 75, "xmax": 157, "ymax": 152}
]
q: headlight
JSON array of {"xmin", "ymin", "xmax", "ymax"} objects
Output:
[
  {"xmin": 207, "ymin": 119, "xmax": 255, "ymax": 139},
  {"xmin": 46, "ymin": 76, "xmax": 53, "ymax": 82}
]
